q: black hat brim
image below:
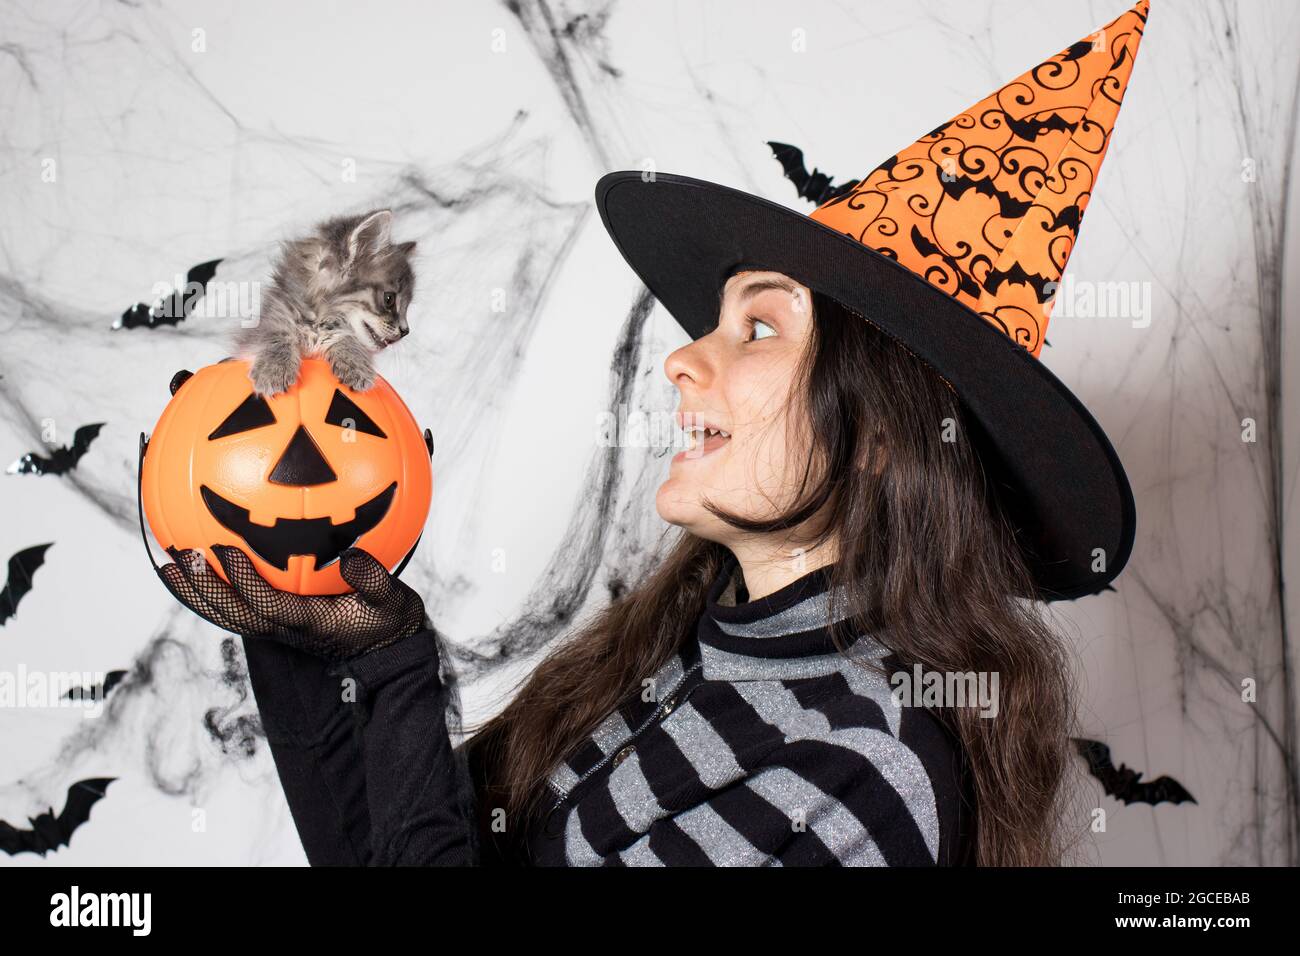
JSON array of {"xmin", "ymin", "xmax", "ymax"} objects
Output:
[{"xmin": 595, "ymin": 170, "xmax": 1135, "ymax": 601}]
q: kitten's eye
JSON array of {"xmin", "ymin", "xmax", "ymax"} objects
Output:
[
  {"xmin": 382, "ymin": 291, "xmax": 397, "ymax": 312},
  {"xmin": 745, "ymin": 316, "xmax": 777, "ymax": 342}
]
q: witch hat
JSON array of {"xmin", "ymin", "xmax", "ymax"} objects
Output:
[{"xmin": 596, "ymin": 1, "xmax": 1148, "ymax": 600}]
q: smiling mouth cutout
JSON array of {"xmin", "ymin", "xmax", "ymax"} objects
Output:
[{"xmin": 200, "ymin": 482, "xmax": 397, "ymax": 571}]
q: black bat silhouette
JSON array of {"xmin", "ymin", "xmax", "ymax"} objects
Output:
[
  {"xmin": 1073, "ymin": 738, "xmax": 1197, "ymax": 807},
  {"xmin": 0, "ymin": 778, "xmax": 116, "ymax": 857},
  {"xmin": 0, "ymin": 543, "xmax": 52, "ymax": 626},
  {"xmin": 116, "ymin": 257, "xmax": 223, "ymax": 329},
  {"xmin": 6, "ymin": 422, "xmax": 104, "ymax": 476},
  {"xmin": 984, "ymin": 260, "xmax": 1061, "ymax": 306},
  {"xmin": 63, "ymin": 671, "xmax": 128, "ymax": 701},
  {"xmin": 766, "ymin": 141, "xmax": 859, "ymax": 206}
]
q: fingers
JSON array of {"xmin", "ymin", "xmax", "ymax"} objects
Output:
[
  {"xmin": 339, "ymin": 548, "xmax": 399, "ymax": 605},
  {"xmin": 171, "ymin": 547, "xmax": 276, "ymax": 636},
  {"xmin": 175, "ymin": 549, "xmax": 244, "ymax": 619},
  {"xmin": 158, "ymin": 559, "xmax": 224, "ymax": 624},
  {"xmin": 162, "ymin": 548, "xmax": 240, "ymax": 631},
  {"xmin": 209, "ymin": 544, "xmax": 310, "ymax": 629},
  {"xmin": 170, "ymin": 544, "xmax": 422, "ymax": 658}
]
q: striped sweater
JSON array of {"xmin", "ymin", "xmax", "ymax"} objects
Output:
[
  {"xmin": 239, "ymin": 554, "xmax": 975, "ymax": 866},
  {"xmin": 508, "ymin": 554, "xmax": 974, "ymax": 865}
]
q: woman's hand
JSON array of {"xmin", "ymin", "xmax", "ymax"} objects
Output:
[{"xmin": 156, "ymin": 544, "xmax": 428, "ymax": 662}]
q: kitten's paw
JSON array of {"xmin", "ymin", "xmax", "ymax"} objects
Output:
[
  {"xmin": 329, "ymin": 354, "xmax": 376, "ymax": 392},
  {"xmin": 249, "ymin": 355, "xmax": 299, "ymax": 396}
]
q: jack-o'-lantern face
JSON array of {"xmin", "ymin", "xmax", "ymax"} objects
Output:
[{"xmin": 141, "ymin": 358, "xmax": 432, "ymax": 595}]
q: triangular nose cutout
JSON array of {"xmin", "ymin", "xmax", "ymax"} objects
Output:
[{"xmin": 269, "ymin": 426, "xmax": 338, "ymax": 486}]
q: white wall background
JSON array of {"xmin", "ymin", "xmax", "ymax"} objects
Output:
[{"xmin": 0, "ymin": 0, "xmax": 1296, "ymax": 866}]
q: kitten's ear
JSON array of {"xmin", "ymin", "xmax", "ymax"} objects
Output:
[
  {"xmin": 346, "ymin": 209, "xmax": 393, "ymax": 264},
  {"xmin": 396, "ymin": 240, "xmax": 417, "ymax": 256}
]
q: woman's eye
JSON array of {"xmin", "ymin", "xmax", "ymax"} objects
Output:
[
  {"xmin": 746, "ymin": 317, "xmax": 776, "ymax": 342},
  {"xmin": 382, "ymin": 292, "xmax": 396, "ymax": 311}
]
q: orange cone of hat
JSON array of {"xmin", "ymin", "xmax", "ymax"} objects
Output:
[{"xmin": 810, "ymin": 0, "xmax": 1148, "ymax": 357}]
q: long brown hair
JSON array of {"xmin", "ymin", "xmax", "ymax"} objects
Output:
[{"xmin": 465, "ymin": 288, "xmax": 1080, "ymax": 866}]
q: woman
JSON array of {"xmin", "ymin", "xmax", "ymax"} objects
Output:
[
  {"xmin": 154, "ymin": 3, "xmax": 1144, "ymax": 867},
  {"xmin": 160, "ymin": 271, "xmax": 1035, "ymax": 866}
]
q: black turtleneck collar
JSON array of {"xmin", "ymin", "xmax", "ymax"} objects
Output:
[{"xmin": 696, "ymin": 552, "xmax": 879, "ymax": 681}]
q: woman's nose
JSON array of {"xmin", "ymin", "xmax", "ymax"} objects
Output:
[{"xmin": 664, "ymin": 337, "xmax": 713, "ymax": 389}]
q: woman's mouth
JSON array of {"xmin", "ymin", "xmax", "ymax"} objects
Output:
[{"xmin": 674, "ymin": 424, "xmax": 731, "ymax": 463}]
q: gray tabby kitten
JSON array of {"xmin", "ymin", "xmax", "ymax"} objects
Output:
[{"xmin": 238, "ymin": 208, "xmax": 416, "ymax": 396}]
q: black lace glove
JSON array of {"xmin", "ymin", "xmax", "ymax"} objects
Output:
[{"xmin": 157, "ymin": 544, "xmax": 428, "ymax": 662}]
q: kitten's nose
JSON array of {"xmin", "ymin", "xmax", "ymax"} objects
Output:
[{"xmin": 398, "ymin": 324, "xmax": 409, "ymax": 338}]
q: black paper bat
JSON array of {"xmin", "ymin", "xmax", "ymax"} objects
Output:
[
  {"xmin": 0, "ymin": 778, "xmax": 116, "ymax": 857},
  {"xmin": 0, "ymin": 543, "xmax": 52, "ymax": 625},
  {"xmin": 766, "ymin": 141, "xmax": 859, "ymax": 206},
  {"xmin": 116, "ymin": 257, "xmax": 223, "ymax": 329},
  {"xmin": 6, "ymin": 423, "xmax": 104, "ymax": 476},
  {"xmin": 1073, "ymin": 738, "xmax": 1197, "ymax": 807},
  {"xmin": 63, "ymin": 671, "xmax": 128, "ymax": 701}
]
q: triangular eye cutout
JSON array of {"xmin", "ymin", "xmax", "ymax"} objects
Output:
[
  {"xmin": 208, "ymin": 394, "xmax": 277, "ymax": 440},
  {"xmin": 324, "ymin": 389, "xmax": 387, "ymax": 438}
]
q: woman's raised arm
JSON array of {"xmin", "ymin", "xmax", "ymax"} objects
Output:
[{"xmin": 157, "ymin": 545, "xmax": 484, "ymax": 866}]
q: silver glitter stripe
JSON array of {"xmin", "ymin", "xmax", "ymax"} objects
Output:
[
  {"xmin": 837, "ymin": 653, "xmax": 905, "ymax": 738},
  {"xmin": 728, "ymin": 680, "xmax": 828, "ymax": 744},
  {"xmin": 700, "ymin": 646, "xmax": 855, "ymax": 682},
  {"xmin": 712, "ymin": 585, "xmax": 853, "ymax": 638},
  {"xmin": 672, "ymin": 803, "xmax": 770, "ymax": 865},
  {"xmin": 618, "ymin": 839, "xmax": 666, "ymax": 866},
  {"xmin": 645, "ymin": 653, "xmax": 687, "ymax": 705},
  {"xmin": 605, "ymin": 751, "xmax": 663, "ymax": 836},
  {"xmin": 745, "ymin": 765, "xmax": 886, "ymax": 866},
  {"xmin": 662, "ymin": 701, "xmax": 743, "ymax": 788},
  {"xmin": 601, "ymin": 700, "xmax": 742, "ymax": 837},
  {"xmin": 732, "ymin": 682, "xmax": 939, "ymax": 861},
  {"xmin": 591, "ymin": 709, "xmax": 632, "ymax": 757},
  {"xmin": 547, "ymin": 762, "xmax": 580, "ymax": 794},
  {"xmin": 564, "ymin": 803, "xmax": 602, "ymax": 865},
  {"xmin": 565, "ymin": 750, "xmax": 673, "ymax": 865},
  {"xmin": 699, "ymin": 632, "xmax": 890, "ymax": 683},
  {"xmin": 822, "ymin": 724, "xmax": 938, "ymax": 861}
]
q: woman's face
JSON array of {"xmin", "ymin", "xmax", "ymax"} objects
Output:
[{"xmin": 657, "ymin": 270, "xmax": 816, "ymax": 542}]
